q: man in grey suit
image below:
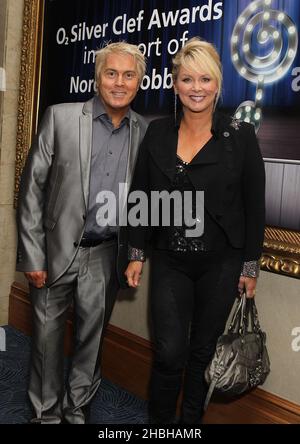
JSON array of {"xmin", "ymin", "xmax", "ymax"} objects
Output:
[{"xmin": 16, "ymin": 42, "xmax": 147, "ymax": 424}]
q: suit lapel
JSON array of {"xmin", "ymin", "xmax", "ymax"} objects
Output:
[
  {"xmin": 79, "ymin": 99, "xmax": 93, "ymax": 210},
  {"xmin": 118, "ymin": 114, "xmax": 141, "ymax": 221},
  {"xmin": 125, "ymin": 115, "xmax": 140, "ymax": 190}
]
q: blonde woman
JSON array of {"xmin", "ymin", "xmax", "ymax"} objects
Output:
[{"xmin": 125, "ymin": 38, "xmax": 265, "ymax": 424}]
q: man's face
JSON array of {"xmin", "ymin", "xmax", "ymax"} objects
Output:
[{"xmin": 97, "ymin": 52, "xmax": 140, "ymax": 115}]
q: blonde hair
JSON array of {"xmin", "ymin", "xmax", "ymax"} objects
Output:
[
  {"xmin": 172, "ymin": 37, "xmax": 222, "ymax": 104},
  {"xmin": 95, "ymin": 41, "xmax": 146, "ymax": 84}
]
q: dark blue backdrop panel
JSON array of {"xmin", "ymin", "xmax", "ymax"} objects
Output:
[{"xmin": 40, "ymin": 0, "xmax": 300, "ymax": 116}]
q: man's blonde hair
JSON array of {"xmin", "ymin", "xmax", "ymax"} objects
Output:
[
  {"xmin": 95, "ymin": 42, "xmax": 146, "ymax": 84},
  {"xmin": 172, "ymin": 37, "xmax": 222, "ymax": 104}
]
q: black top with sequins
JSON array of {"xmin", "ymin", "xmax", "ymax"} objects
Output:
[{"xmin": 168, "ymin": 155, "xmax": 227, "ymax": 252}]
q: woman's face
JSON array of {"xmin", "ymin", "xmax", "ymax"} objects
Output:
[{"xmin": 174, "ymin": 66, "xmax": 218, "ymax": 115}]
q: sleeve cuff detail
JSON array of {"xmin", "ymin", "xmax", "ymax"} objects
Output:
[
  {"xmin": 128, "ymin": 245, "xmax": 146, "ymax": 262},
  {"xmin": 240, "ymin": 260, "xmax": 260, "ymax": 278}
]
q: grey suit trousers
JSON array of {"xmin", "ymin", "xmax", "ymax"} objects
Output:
[{"xmin": 28, "ymin": 240, "xmax": 119, "ymax": 424}]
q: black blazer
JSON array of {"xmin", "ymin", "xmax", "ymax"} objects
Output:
[{"xmin": 128, "ymin": 112, "xmax": 265, "ymax": 262}]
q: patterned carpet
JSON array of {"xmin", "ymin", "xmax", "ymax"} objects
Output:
[{"xmin": 0, "ymin": 326, "xmax": 148, "ymax": 424}]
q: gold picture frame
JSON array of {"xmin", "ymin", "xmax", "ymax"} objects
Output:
[
  {"xmin": 15, "ymin": 0, "xmax": 44, "ymax": 207},
  {"xmin": 14, "ymin": 0, "xmax": 300, "ymax": 279}
]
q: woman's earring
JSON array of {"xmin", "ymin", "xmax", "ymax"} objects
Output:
[
  {"xmin": 213, "ymin": 93, "xmax": 218, "ymax": 110},
  {"xmin": 174, "ymin": 92, "xmax": 178, "ymax": 123},
  {"xmin": 214, "ymin": 96, "xmax": 216, "ymax": 109}
]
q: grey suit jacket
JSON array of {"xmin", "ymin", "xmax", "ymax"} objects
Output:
[{"xmin": 16, "ymin": 98, "xmax": 148, "ymax": 287}]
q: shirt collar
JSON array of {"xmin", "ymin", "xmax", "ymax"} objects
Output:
[{"xmin": 93, "ymin": 96, "xmax": 130, "ymax": 124}]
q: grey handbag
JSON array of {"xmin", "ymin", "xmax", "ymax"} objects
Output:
[{"xmin": 204, "ymin": 293, "xmax": 270, "ymax": 410}]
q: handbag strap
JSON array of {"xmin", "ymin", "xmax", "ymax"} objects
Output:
[
  {"xmin": 247, "ymin": 298, "xmax": 262, "ymax": 333},
  {"xmin": 204, "ymin": 348, "xmax": 232, "ymax": 411},
  {"xmin": 228, "ymin": 293, "xmax": 263, "ymax": 336},
  {"xmin": 228, "ymin": 293, "xmax": 247, "ymax": 334},
  {"xmin": 204, "ymin": 377, "xmax": 217, "ymax": 411},
  {"xmin": 247, "ymin": 298, "xmax": 266, "ymax": 364}
]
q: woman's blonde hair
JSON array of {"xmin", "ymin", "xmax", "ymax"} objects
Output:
[
  {"xmin": 95, "ymin": 41, "xmax": 146, "ymax": 84},
  {"xmin": 172, "ymin": 37, "xmax": 222, "ymax": 104}
]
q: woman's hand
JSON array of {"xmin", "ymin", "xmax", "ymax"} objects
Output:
[
  {"xmin": 238, "ymin": 276, "xmax": 257, "ymax": 298},
  {"xmin": 124, "ymin": 261, "xmax": 144, "ymax": 288}
]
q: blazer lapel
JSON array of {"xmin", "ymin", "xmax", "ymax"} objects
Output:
[
  {"xmin": 79, "ymin": 99, "xmax": 93, "ymax": 210},
  {"xmin": 148, "ymin": 126, "xmax": 221, "ymax": 181},
  {"xmin": 148, "ymin": 125, "xmax": 178, "ymax": 182},
  {"xmin": 190, "ymin": 137, "xmax": 222, "ymax": 165}
]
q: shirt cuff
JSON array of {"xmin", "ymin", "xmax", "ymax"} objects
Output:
[
  {"xmin": 128, "ymin": 245, "xmax": 146, "ymax": 262},
  {"xmin": 240, "ymin": 260, "xmax": 260, "ymax": 278}
]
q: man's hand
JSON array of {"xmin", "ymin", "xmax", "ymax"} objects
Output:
[
  {"xmin": 25, "ymin": 271, "xmax": 48, "ymax": 289},
  {"xmin": 124, "ymin": 261, "xmax": 144, "ymax": 288},
  {"xmin": 238, "ymin": 276, "xmax": 257, "ymax": 298}
]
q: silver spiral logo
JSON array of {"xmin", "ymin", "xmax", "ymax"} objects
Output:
[{"xmin": 230, "ymin": 0, "xmax": 298, "ymax": 130}]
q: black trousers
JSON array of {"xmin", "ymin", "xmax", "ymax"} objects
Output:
[{"xmin": 149, "ymin": 246, "xmax": 243, "ymax": 424}]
